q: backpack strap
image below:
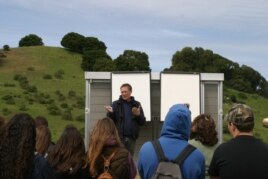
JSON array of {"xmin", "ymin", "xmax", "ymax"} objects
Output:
[
  {"xmin": 174, "ymin": 144, "xmax": 196, "ymax": 165},
  {"xmin": 101, "ymin": 150, "xmax": 117, "ymax": 172},
  {"xmin": 151, "ymin": 139, "xmax": 168, "ymax": 162}
]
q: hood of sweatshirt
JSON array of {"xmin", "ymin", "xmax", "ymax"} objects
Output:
[{"xmin": 160, "ymin": 104, "xmax": 192, "ymax": 141}]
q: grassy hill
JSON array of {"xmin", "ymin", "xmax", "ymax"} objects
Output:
[
  {"xmin": 0, "ymin": 46, "xmax": 267, "ymax": 143},
  {"xmin": 0, "ymin": 46, "xmax": 85, "ymax": 140}
]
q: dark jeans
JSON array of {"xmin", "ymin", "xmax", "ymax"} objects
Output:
[{"xmin": 121, "ymin": 136, "xmax": 136, "ymax": 156}]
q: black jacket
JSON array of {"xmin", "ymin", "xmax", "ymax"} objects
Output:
[
  {"xmin": 107, "ymin": 96, "xmax": 145, "ymax": 139},
  {"xmin": 37, "ymin": 155, "xmax": 90, "ymax": 179}
]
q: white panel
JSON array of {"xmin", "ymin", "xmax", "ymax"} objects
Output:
[
  {"xmin": 111, "ymin": 73, "xmax": 151, "ymax": 121},
  {"xmin": 161, "ymin": 73, "xmax": 200, "ymax": 121}
]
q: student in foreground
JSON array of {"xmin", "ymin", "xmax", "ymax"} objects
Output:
[
  {"xmin": 39, "ymin": 125, "xmax": 89, "ymax": 179},
  {"xmin": 209, "ymin": 104, "xmax": 268, "ymax": 179},
  {"xmin": 0, "ymin": 113, "xmax": 36, "ymax": 179},
  {"xmin": 87, "ymin": 117, "xmax": 137, "ymax": 179},
  {"xmin": 137, "ymin": 104, "xmax": 205, "ymax": 179}
]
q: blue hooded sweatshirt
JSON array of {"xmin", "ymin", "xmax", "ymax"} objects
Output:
[{"xmin": 137, "ymin": 104, "xmax": 205, "ymax": 179}]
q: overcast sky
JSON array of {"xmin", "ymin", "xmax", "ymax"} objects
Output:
[{"xmin": 1, "ymin": 0, "xmax": 268, "ymax": 79}]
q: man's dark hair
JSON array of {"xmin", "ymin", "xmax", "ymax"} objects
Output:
[{"xmin": 120, "ymin": 83, "xmax": 132, "ymax": 92}]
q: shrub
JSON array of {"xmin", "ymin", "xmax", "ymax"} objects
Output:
[
  {"xmin": 60, "ymin": 103, "xmax": 68, "ymax": 108},
  {"xmin": 2, "ymin": 108, "xmax": 11, "ymax": 116},
  {"xmin": 19, "ymin": 104, "xmax": 28, "ymax": 111},
  {"xmin": 54, "ymin": 70, "xmax": 64, "ymax": 79},
  {"xmin": 43, "ymin": 74, "xmax": 52, "ymax": 79},
  {"xmin": 35, "ymin": 93, "xmax": 52, "ymax": 104},
  {"xmin": 25, "ymin": 96, "xmax": 35, "ymax": 104},
  {"xmin": 58, "ymin": 95, "xmax": 66, "ymax": 101},
  {"xmin": 47, "ymin": 104, "xmax": 61, "ymax": 115},
  {"xmin": 27, "ymin": 85, "xmax": 37, "ymax": 93},
  {"xmin": 2, "ymin": 94, "xmax": 14, "ymax": 102},
  {"xmin": 75, "ymin": 96, "xmax": 85, "ymax": 109},
  {"xmin": 3, "ymin": 45, "xmax": 10, "ymax": 51},
  {"xmin": 6, "ymin": 98, "xmax": 15, "ymax": 105},
  {"xmin": 62, "ymin": 110, "xmax": 73, "ymax": 121},
  {"xmin": 14, "ymin": 74, "xmax": 23, "ymax": 80},
  {"xmin": 19, "ymin": 80, "xmax": 29, "ymax": 89},
  {"xmin": 19, "ymin": 34, "xmax": 44, "ymax": 47},
  {"xmin": 75, "ymin": 114, "xmax": 84, "ymax": 122},
  {"xmin": 27, "ymin": 67, "xmax": 35, "ymax": 71},
  {"xmin": 68, "ymin": 90, "xmax": 76, "ymax": 98},
  {"xmin": 55, "ymin": 90, "xmax": 63, "ymax": 96},
  {"xmin": 3, "ymin": 83, "xmax": 16, "ymax": 87},
  {"xmin": 55, "ymin": 90, "xmax": 66, "ymax": 101}
]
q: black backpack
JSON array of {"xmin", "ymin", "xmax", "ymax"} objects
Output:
[{"xmin": 151, "ymin": 140, "xmax": 196, "ymax": 179}]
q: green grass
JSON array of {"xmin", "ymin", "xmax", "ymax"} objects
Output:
[
  {"xmin": 0, "ymin": 46, "xmax": 85, "ymax": 141},
  {"xmin": 222, "ymin": 88, "xmax": 268, "ymax": 143}
]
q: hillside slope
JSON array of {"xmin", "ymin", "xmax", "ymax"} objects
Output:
[{"xmin": 0, "ymin": 46, "xmax": 85, "ymax": 140}]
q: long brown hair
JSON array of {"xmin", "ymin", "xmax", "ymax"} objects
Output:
[
  {"xmin": 35, "ymin": 125, "xmax": 51, "ymax": 155},
  {"xmin": 87, "ymin": 117, "xmax": 123, "ymax": 177},
  {"xmin": 47, "ymin": 125, "xmax": 86, "ymax": 174},
  {"xmin": 190, "ymin": 114, "xmax": 218, "ymax": 146},
  {"xmin": 0, "ymin": 113, "xmax": 36, "ymax": 179}
]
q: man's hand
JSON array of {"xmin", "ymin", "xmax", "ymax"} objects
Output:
[
  {"xmin": 132, "ymin": 106, "xmax": 141, "ymax": 116},
  {"xmin": 105, "ymin": 105, "xmax": 113, "ymax": 113}
]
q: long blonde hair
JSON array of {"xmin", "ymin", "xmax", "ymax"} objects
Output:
[{"xmin": 87, "ymin": 117, "xmax": 123, "ymax": 176}]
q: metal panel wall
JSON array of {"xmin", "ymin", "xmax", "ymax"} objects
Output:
[
  {"xmin": 203, "ymin": 83, "xmax": 223, "ymax": 142},
  {"xmin": 85, "ymin": 82, "xmax": 111, "ymax": 147},
  {"xmin": 204, "ymin": 84, "xmax": 218, "ymax": 120}
]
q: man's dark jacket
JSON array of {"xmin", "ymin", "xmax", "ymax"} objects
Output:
[{"xmin": 107, "ymin": 96, "xmax": 145, "ymax": 140}]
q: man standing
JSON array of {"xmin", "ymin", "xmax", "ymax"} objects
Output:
[
  {"xmin": 209, "ymin": 104, "xmax": 268, "ymax": 179},
  {"xmin": 137, "ymin": 104, "xmax": 205, "ymax": 179},
  {"xmin": 106, "ymin": 83, "xmax": 146, "ymax": 155}
]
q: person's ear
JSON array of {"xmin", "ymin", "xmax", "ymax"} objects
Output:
[{"xmin": 228, "ymin": 122, "xmax": 236, "ymax": 132}]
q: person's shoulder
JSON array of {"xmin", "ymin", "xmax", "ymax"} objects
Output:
[
  {"xmin": 190, "ymin": 146, "xmax": 205, "ymax": 160},
  {"xmin": 212, "ymin": 140, "xmax": 233, "ymax": 154},
  {"xmin": 116, "ymin": 147, "xmax": 129, "ymax": 155},
  {"xmin": 34, "ymin": 154, "xmax": 47, "ymax": 167},
  {"xmin": 113, "ymin": 99, "xmax": 120, "ymax": 103},
  {"xmin": 141, "ymin": 141, "xmax": 153, "ymax": 149},
  {"xmin": 75, "ymin": 165, "xmax": 91, "ymax": 179},
  {"xmin": 108, "ymin": 147, "xmax": 129, "ymax": 161},
  {"xmin": 138, "ymin": 141, "xmax": 155, "ymax": 157},
  {"xmin": 112, "ymin": 99, "xmax": 121, "ymax": 105},
  {"xmin": 189, "ymin": 139, "xmax": 200, "ymax": 146}
]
